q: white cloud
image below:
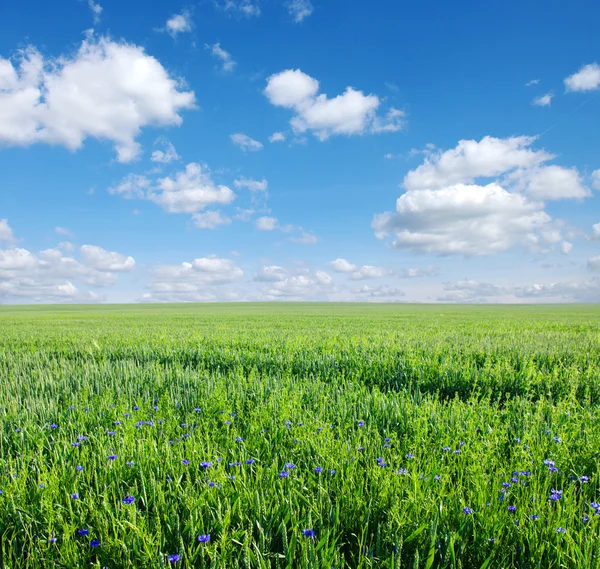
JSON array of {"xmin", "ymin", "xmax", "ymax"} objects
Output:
[
  {"xmin": 352, "ymin": 285, "xmax": 405, "ymax": 300},
  {"xmin": 403, "ymin": 136, "xmax": 553, "ymax": 192},
  {"xmin": 588, "ymin": 256, "xmax": 600, "ymax": 272},
  {"xmin": 234, "ymin": 177, "xmax": 268, "ymax": 191},
  {"xmin": 254, "ymin": 265, "xmax": 287, "ymax": 282},
  {"xmin": 592, "ymin": 223, "xmax": 600, "ymax": 240},
  {"xmin": 437, "ymin": 280, "xmax": 509, "ymax": 302},
  {"xmin": 152, "ymin": 163, "xmax": 235, "ymax": 213},
  {"xmin": 0, "ymin": 243, "xmax": 134, "ymax": 303},
  {"xmin": 255, "ymin": 216, "xmax": 278, "ymax": 230},
  {"xmin": 151, "ymin": 140, "xmax": 180, "ymax": 163},
  {"xmin": 315, "ymin": 270, "xmax": 332, "ymax": 284},
  {"xmin": 525, "ymin": 79, "xmax": 540, "ymax": 87},
  {"xmin": 142, "ymin": 255, "xmax": 243, "ymax": 302},
  {"xmin": 533, "ymin": 93, "xmax": 553, "ymax": 107},
  {"xmin": 330, "ymin": 258, "xmax": 358, "ymax": 272},
  {"xmin": 55, "ymin": 226, "xmax": 73, "ymax": 237},
  {"xmin": 514, "ymin": 278, "xmax": 600, "ymax": 302},
  {"xmin": 399, "ymin": 265, "xmax": 439, "ymax": 278},
  {"xmin": 592, "ymin": 170, "xmax": 600, "ymax": 190},
  {"xmin": 264, "ymin": 69, "xmax": 404, "ymax": 140},
  {"xmin": 217, "ymin": 0, "xmax": 261, "ymax": 18},
  {"xmin": 515, "ymin": 165, "xmax": 590, "ymax": 200},
  {"xmin": 287, "ymin": 0, "xmax": 313, "ymax": 23},
  {"xmin": 374, "ymin": 136, "xmax": 591, "ymax": 256},
  {"xmin": 0, "ymin": 35, "xmax": 195, "ymax": 161},
  {"xmin": 109, "ymin": 174, "xmax": 151, "ymax": 199},
  {"xmin": 230, "ymin": 133, "xmax": 263, "ymax": 151},
  {"xmin": 0, "ymin": 219, "xmax": 15, "ymax": 242},
  {"xmin": 373, "ymin": 183, "xmax": 553, "ymax": 256},
  {"xmin": 560, "ymin": 241, "xmax": 573, "ymax": 255},
  {"xmin": 565, "ymin": 63, "xmax": 600, "ymax": 92},
  {"xmin": 207, "ymin": 43, "xmax": 236, "ymax": 72},
  {"xmin": 269, "ymin": 131, "xmax": 285, "ymax": 143},
  {"xmin": 80, "ymin": 245, "xmax": 135, "ymax": 271},
  {"xmin": 290, "ymin": 231, "xmax": 318, "ymax": 244},
  {"xmin": 351, "ymin": 265, "xmax": 393, "ymax": 280},
  {"xmin": 166, "ymin": 11, "xmax": 193, "ymax": 37},
  {"xmin": 192, "ymin": 210, "xmax": 231, "ymax": 229},
  {"xmin": 88, "ymin": 0, "xmax": 103, "ymax": 24}
]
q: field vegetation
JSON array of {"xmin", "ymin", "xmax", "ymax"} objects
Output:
[{"xmin": 0, "ymin": 303, "xmax": 599, "ymax": 568}]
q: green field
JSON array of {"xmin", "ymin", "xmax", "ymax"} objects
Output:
[{"xmin": 1, "ymin": 303, "xmax": 599, "ymax": 568}]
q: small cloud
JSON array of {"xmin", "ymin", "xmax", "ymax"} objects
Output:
[
  {"xmin": 192, "ymin": 211, "xmax": 232, "ymax": 229},
  {"xmin": 255, "ymin": 216, "xmax": 278, "ymax": 230},
  {"xmin": 234, "ymin": 177, "xmax": 268, "ymax": 192},
  {"xmin": 533, "ymin": 93, "xmax": 553, "ymax": 107},
  {"xmin": 151, "ymin": 140, "xmax": 180, "ymax": 163},
  {"xmin": 0, "ymin": 219, "xmax": 16, "ymax": 242},
  {"xmin": 560, "ymin": 241, "xmax": 573, "ymax": 255},
  {"xmin": 290, "ymin": 231, "xmax": 318, "ymax": 244},
  {"xmin": 565, "ymin": 63, "xmax": 600, "ymax": 92},
  {"xmin": 166, "ymin": 10, "xmax": 193, "ymax": 37},
  {"xmin": 269, "ymin": 132, "xmax": 286, "ymax": 143},
  {"xmin": 88, "ymin": 0, "xmax": 103, "ymax": 24},
  {"xmin": 231, "ymin": 133, "xmax": 263, "ymax": 151},
  {"xmin": 55, "ymin": 226, "xmax": 74, "ymax": 237},
  {"xmin": 525, "ymin": 79, "xmax": 540, "ymax": 87},
  {"xmin": 384, "ymin": 81, "xmax": 399, "ymax": 92},
  {"xmin": 287, "ymin": 0, "xmax": 313, "ymax": 23},
  {"xmin": 216, "ymin": 0, "xmax": 260, "ymax": 18},
  {"xmin": 207, "ymin": 43, "xmax": 236, "ymax": 72}
]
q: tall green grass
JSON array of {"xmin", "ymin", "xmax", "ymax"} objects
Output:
[{"xmin": 0, "ymin": 304, "xmax": 598, "ymax": 568}]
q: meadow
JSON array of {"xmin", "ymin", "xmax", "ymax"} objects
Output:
[{"xmin": 0, "ymin": 303, "xmax": 599, "ymax": 568}]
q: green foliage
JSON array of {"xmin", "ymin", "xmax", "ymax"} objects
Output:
[{"xmin": 0, "ymin": 303, "xmax": 599, "ymax": 568}]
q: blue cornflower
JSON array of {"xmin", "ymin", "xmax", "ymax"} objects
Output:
[
  {"xmin": 107, "ymin": 431, "xmax": 115, "ymax": 436},
  {"xmin": 453, "ymin": 450, "xmax": 461, "ymax": 455},
  {"xmin": 133, "ymin": 406, "xmax": 139, "ymax": 411},
  {"xmin": 556, "ymin": 527, "xmax": 566, "ymax": 534},
  {"xmin": 508, "ymin": 505, "xmax": 516, "ymax": 512},
  {"xmin": 502, "ymin": 482, "xmax": 511, "ymax": 488},
  {"xmin": 530, "ymin": 514, "xmax": 539, "ymax": 520},
  {"xmin": 554, "ymin": 436, "xmax": 562, "ymax": 443},
  {"xmin": 329, "ymin": 469, "xmax": 336, "ymax": 475},
  {"xmin": 462, "ymin": 507, "xmax": 474, "ymax": 515},
  {"xmin": 108, "ymin": 455, "xmax": 117, "ymax": 460},
  {"xmin": 200, "ymin": 461, "xmax": 212, "ymax": 469},
  {"xmin": 286, "ymin": 463, "xmax": 296, "ymax": 469},
  {"xmin": 77, "ymin": 529, "xmax": 89, "ymax": 536},
  {"xmin": 122, "ymin": 495, "xmax": 135, "ymax": 505},
  {"xmin": 224, "ymin": 421, "xmax": 231, "ymax": 426},
  {"xmin": 72, "ymin": 442, "xmax": 80, "ymax": 447},
  {"xmin": 48, "ymin": 537, "xmax": 57, "ymax": 543},
  {"xmin": 229, "ymin": 461, "xmax": 241, "ymax": 467},
  {"xmin": 181, "ymin": 459, "xmax": 190, "ymax": 466},
  {"xmin": 279, "ymin": 471, "xmax": 290, "ymax": 478},
  {"xmin": 405, "ymin": 453, "xmax": 414, "ymax": 459},
  {"xmin": 434, "ymin": 474, "xmax": 442, "ymax": 481},
  {"xmin": 314, "ymin": 466, "xmax": 323, "ymax": 473},
  {"xmin": 245, "ymin": 459, "xmax": 255, "ymax": 465},
  {"xmin": 358, "ymin": 446, "xmax": 364, "ymax": 452},
  {"xmin": 71, "ymin": 493, "xmax": 79, "ymax": 500},
  {"xmin": 126, "ymin": 461, "xmax": 135, "ymax": 467},
  {"xmin": 543, "ymin": 459, "xmax": 555, "ymax": 468},
  {"xmin": 90, "ymin": 539, "xmax": 100, "ymax": 547},
  {"xmin": 167, "ymin": 554, "xmax": 181, "ymax": 563},
  {"xmin": 146, "ymin": 421, "xmax": 154, "ymax": 426},
  {"xmin": 384, "ymin": 437, "xmax": 391, "ymax": 442},
  {"xmin": 488, "ymin": 537, "xmax": 495, "ymax": 543},
  {"xmin": 397, "ymin": 468, "xmax": 408, "ymax": 475},
  {"xmin": 510, "ymin": 477, "xmax": 519, "ymax": 484},
  {"xmin": 459, "ymin": 441, "xmax": 465, "ymax": 447},
  {"xmin": 124, "ymin": 413, "xmax": 130, "ymax": 417},
  {"xmin": 549, "ymin": 489, "xmax": 563, "ymax": 501},
  {"xmin": 197, "ymin": 534, "xmax": 211, "ymax": 543},
  {"xmin": 378, "ymin": 460, "xmax": 387, "ymax": 467},
  {"xmin": 580, "ymin": 476, "xmax": 590, "ymax": 483},
  {"xmin": 114, "ymin": 421, "xmax": 121, "ymax": 425},
  {"xmin": 302, "ymin": 528, "xmax": 316, "ymax": 538},
  {"xmin": 39, "ymin": 483, "xmax": 45, "ymax": 488},
  {"xmin": 235, "ymin": 437, "xmax": 244, "ymax": 443},
  {"xmin": 50, "ymin": 424, "xmax": 58, "ymax": 429},
  {"xmin": 78, "ymin": 436, "xmax": 87, "ymax": 441},
  {"xmin": 583, "ymin": 514, "xmax": 590, "ymax": 523},
  {"xmin": 194, "ymin": 408, "xmax": 201, "ymax": 413},
  {"xmin": 358, "ymin": 421, "xmax": 365, "ymax": 427}
]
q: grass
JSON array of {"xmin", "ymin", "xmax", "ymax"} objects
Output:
[{"xmin": 0, "ymin": 303, "xmax": 599, "ymax": 568}]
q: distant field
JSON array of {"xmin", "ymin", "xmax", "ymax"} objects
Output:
[{"xmin": 0, "ymin": 304, "xmax": 599, "ymax": 568}]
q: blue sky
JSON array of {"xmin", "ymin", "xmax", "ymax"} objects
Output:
[{"xmin": 1, "ymin": 0, "xmax": 600, "ymax": 303}]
